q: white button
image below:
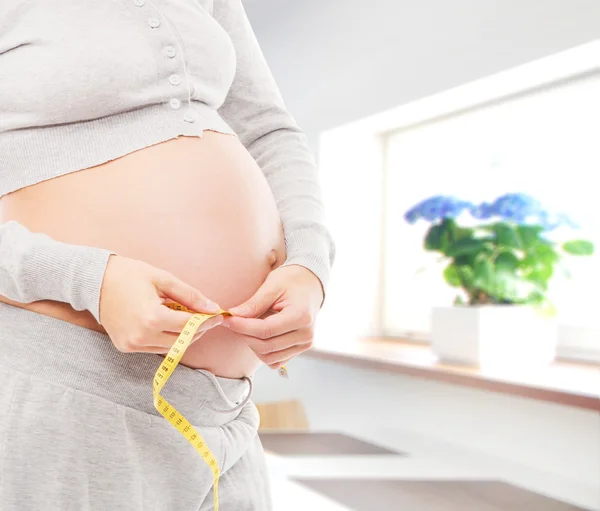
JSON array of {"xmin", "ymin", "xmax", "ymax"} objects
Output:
[
  {"xmin": 169, "ymin": 98, "xmax": 181, "ymax": 110},
  {"xmin": 168, "ymin": 74, "xmax": 182, "ymax": 86},
  {"xmin": 162, "ymin": 46, "xmax": 176, "ymax": 58},
  {"xmin": 133, "ymin": 0, "xmax": 145, "ymax": 6},
  {"xmin": 148, "ymin": 17, "xmax": 160, "ymax": 28},
  {"xmin": 183, "ymin": 112, "xmax": 196, "ymax": 123}
]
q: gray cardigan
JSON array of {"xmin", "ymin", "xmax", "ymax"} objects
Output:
[{"xmin": 0, "ymin": 0, "xmax": 335, "ymax": 322}]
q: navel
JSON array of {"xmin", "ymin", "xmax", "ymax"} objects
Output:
[{"xmin": 267, "ymin": 248, "xmax": 279, "ymax": 268}]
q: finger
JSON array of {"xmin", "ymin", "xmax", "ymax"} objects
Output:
[
  {"xmin": 228, "ymin": 281, "xmax": 282, "ymax": 318},
  {"xmin": 194, "ymin": 314, "xmax": 225, "ymax": 332},
  {"xmin": 156, "ymin": 308, "xmax": 223, "ymax": 333},
  {"xmin": 153, "ymin": 271, "xmax": 221, "ymax": 313},
  {"xmin": 242, "ymin": 328, "xmax": 311, "ymax": 355},
  {"xmin": 137, "ymin": 330, "xmax": 210, "ymax": 355},
  {"xmin": 155, "ymin": 308, "xmax": 195, "ymax": 333},
  {"xmin": 223, "ymin": 308, "xmax": 307, "ymax": 339},
  {"xmin": 256, "ymin": 342, "xmax": 311, "ymax": 366},
  {"xmin": 140, "ymin": 327, "xmax": 210, "ymax": 354},
  {"xmin": 142, "ymin": 318, "xmax": 223, "ymax": 349},
  {"xmin": 189, "ymin": 315, "xmax": 224, "ymax": 338},
  {"xmin": 268, "ymin": 358, "xmax": 292, "ymax": 370},
  {"xmin": 140, "ymin": 346, "xmax": 171, "ymax": 355}
]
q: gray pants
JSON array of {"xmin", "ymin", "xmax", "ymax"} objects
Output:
[{"xmin": 0, "ymin": 303, "xmax": 271, "ymax": 511}]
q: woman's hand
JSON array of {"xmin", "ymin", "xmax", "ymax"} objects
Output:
[
  {"xmin": 222, "ymin": 265, "xmax": 324, "ymax": 370},
  {"xmin": 99, "ymin": 255, "xmax": 224, "ymax": 354}
]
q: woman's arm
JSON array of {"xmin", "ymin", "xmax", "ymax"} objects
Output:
[
  {"xmin": 0, "ymin": 220, "xmax": 114, "ymax": 322},
  {"xmin": 213, "ymin": 0, "xmax": 335, "ymax": 294}
]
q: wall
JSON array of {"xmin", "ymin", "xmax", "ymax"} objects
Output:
[
  {"xmin": 244, "ymin": 0, "xmax": 600, "ymax": 506},
  {"xmin": 245, "ymin": 0, "xmax": 600, "ymax": 150}
]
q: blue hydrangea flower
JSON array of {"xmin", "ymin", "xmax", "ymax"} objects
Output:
[
  {"xmin": 405, "ymin": 193, "xmax": 578, "ymax": 231},
  {"xmin": 470, "ymin": 201, "xmax": 494, "ymax": 220},
  {"xmin": 404, "ymin": 196, "xmax": 474, "ymax": 224},
  {"xmin": 488, "ymin": 193, "xmax": 543, "ymax": 224},
  {"xmin": 482, "ymin": 193, "xmax": 576, "ymax": 230}
]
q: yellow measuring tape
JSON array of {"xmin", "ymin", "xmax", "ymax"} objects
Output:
[{"xmin": 154, "ymin": 302, "xmax": 287, "ymax": 511}]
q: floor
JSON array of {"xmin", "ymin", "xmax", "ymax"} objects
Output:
[{"xmin": 262, "ymin": 430, "xmax": 599, "ymax": 511}]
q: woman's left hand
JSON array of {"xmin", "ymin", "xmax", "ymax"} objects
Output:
[{"xmin": 221, "ymin": 265, "xmax": 324, "ymax": 370}]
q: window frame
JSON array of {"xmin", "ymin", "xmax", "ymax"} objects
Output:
[{"xmin": 317, "ymin": 41, "xmax": 600, "ymax": 362}]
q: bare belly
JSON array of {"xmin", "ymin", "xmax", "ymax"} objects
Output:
[{"xmin": 0, "ymin": 133, "xmax": 286, "ymax": 378}]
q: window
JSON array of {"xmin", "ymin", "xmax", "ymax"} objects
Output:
[
  {"xmin": 381, "ymin": 71, "xmax": 600, "ymax": 359},
  {"xmin": 318, "ymin": 41, "xmax": 600, "ymax": 362}
]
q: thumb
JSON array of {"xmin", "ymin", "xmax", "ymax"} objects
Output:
[
  {"xmin": 229, "ymin": 282, "xmax": 281, "ymax": 318},
  {"xmin": 153, "ymin": 271, "xmax": 221, "ymax": 314}
]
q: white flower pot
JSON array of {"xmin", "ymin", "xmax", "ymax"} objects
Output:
[{"xmin": 431, "ymin": 305, "xmax": 558, "ymax": 367}]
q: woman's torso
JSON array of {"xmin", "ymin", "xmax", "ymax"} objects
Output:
[{"xmin": 0, "ymin": 132, "xmax": 286, "ymax": 378}]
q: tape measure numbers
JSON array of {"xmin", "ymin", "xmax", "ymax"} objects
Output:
[{"xmin": 156, "ymin": 302, "xmax": 288, "ymax": 511}]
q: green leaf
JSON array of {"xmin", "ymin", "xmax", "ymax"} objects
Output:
[
  {"xmin": 527, "ymin": 290, "xmax": 546, "ymax": 305},
  {"xmin": 468, "ymin": 248, "xmax": 545, "ymax": 303},
  {"xmin": 563, "ymin": 240, "xmax": 595, "ymax": 256},
  {"xmin": 454, "ymin": 254, "xmax": 475, "ymax": 267},
  {"xmin": 424, "ymin": 219, "xmax": 456, "ymax": 253},
  {"xmin": 486, "ymin": 223, "xmax": 522, "ymax": 249},
  {"xmin": 454, "ymin": 226, "xmax": 474, "ymax": 241},
  {"xmin": 446, "ymin": 238, "xmax": 493, "ymax": 258},
  {"xmin": 424, "ymin": 224, "xmax": 444, "ymax": 252},
  {"xmin": 526, "ymin": 264, "xmax": 553, "ymax": 288},
  {"xmin": 495, "ymin": 251, "xmax": 520, "ymax": 272},
  {"xmin": 493, "ymin": 273, "xmax": 544, "ymax": 303},
  {"xmin": 456, "ymin": 265, "xmax": 475, "ymax": 288},
  {"xmin": 490, "ymin": 253, "xmax": 521, "ymax": 299},
  {"xmin": 473, "ymin": 255, "xmax": 494, "ymax": 291},
  {"xmin": 497, "ymin": 225, "xmax": 521, "ymax": 249},
  {"xmin": 525, "ymin": 242, "xmax": 559, "ymax": 266},
  {"xmin": 443, "ymin": 264, "xmax": 462, "ymax": 287},
  {"xmin": 517, "ymin": 225, "xmax": 544, "ymax": 248},
  {"xmin": 442, "ymin": 217, "xmax": 458, "ymax": 232},
  {"xmin": 520, "ymin": 242, "xmax": 555, "ymax": 290}
]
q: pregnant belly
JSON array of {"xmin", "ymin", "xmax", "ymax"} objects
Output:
[{"xmin": 0, "ymin": 133, "xmax": 286, "ymax": 378}]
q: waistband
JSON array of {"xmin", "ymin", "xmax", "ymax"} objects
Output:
[{"xmin": 0, "ymin": 302, "xmax": 252, "ymax": 427}]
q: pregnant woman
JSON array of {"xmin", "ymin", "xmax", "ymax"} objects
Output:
[{"xmin": 0, "ymin": 1, "xmax": 335, "ymax": 509}]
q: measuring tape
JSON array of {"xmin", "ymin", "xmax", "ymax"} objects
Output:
[{"xmin": 155, "ymin": 302, "xmax": 288, "ymax": 511}]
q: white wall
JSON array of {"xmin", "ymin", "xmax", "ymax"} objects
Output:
[
  {"xmin": 245, "ymin": 0, "xmax": 600, "ymax": 150},
  {"xmin": 246, "ymin": 0, "xmax": 600, "ymax": 507}
]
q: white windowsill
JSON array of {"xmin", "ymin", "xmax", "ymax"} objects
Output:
[{"xmin": 305, "ymin": 335, "xmax": 600, "ymax": 411}]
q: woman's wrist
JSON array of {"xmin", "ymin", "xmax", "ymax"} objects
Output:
[{"xmin": 282, "ymin": 227, "xmax": 334, "ymax": 296}]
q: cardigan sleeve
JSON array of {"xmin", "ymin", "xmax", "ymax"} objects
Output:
[
  {"xmin": 0, "ymin": 220, "xmax": 114, "ymax": 323},
  {"xmin": 213, "ymin": 0, "xmax": 336, "ymax": 292}
]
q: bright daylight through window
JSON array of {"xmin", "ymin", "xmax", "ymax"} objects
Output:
[{"xmin": 381, "ymin": 70, "xmax": 599, "ymax": 360}]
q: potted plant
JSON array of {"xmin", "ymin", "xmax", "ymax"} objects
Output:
[{"xmin": 404, "ymin": 193, "xmax": 595, "ymax": 367}]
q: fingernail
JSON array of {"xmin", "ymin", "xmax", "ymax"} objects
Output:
[
  {"xmin": 206, "ymin": 301, "xmax": 221, "ymax": 313},
  {"xmin": 229, "ymin": 305, "xmax": 245, "ymax": 315}
]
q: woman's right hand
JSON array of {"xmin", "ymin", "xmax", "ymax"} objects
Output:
[{"xmin": 99, "ymin": 255, "xmax": 224, "ymax": 354}]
